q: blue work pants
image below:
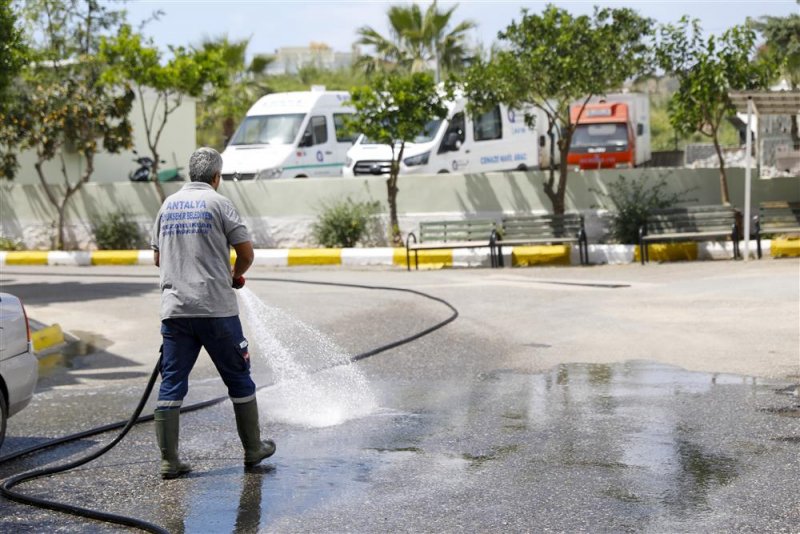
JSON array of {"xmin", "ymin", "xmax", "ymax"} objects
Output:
[{"xmin": 157, "ymin": 316, "xmax": 255, "ymax": 409}]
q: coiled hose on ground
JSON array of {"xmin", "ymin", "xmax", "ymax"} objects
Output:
[{"xmin": 0, "ymin": 277, "xmax": 459, "ymax": 533}]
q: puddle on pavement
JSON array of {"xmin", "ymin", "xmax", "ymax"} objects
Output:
[
  {"xmin": 158, "ymin": 361, "xmax": 799, "ymax": 531},
  {"xmin": 37, "ymin": 331, "xmax": 108, "ymax": 377}
]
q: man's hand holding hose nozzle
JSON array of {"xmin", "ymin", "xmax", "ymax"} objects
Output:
[{"xmin": 232, "ymin": 275, "xmax": 245, "ymax": 289}]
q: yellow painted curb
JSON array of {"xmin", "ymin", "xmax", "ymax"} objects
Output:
[
  {"xmin": 31, "ymin": 324, "xmax": 65, "ymax": 352},
  {"xmin": 403, "ymin": 249, "xmax": 453, "ymax": 269},
  {"xmin": 512, "ymin": 245, "xmax": 571, "ymax": 267},
  {"xmin": 91, "ymin": 250, "xmax": 139, "ymax": 265},
  {"xmin": 5, "ymin": 251, "xmax": 49, "ymax": 265},
  {"xmin": 287, "ymin": 248, "xmax": 342, "ymax": 266},
  {"xmin": 633, "ymin": 242, "xmax": 698, "ymax": 263},
  {"xmin": 393, "ymin": 248, "xmax": 411, "ymax": 267},
  {"xmin": 771, "ymin": 237, "xmax": 800, "ymax": 258}
]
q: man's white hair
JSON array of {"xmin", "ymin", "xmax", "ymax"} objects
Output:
[{"xmin": 189, "ymin": 147, "xmax": 222, "ymax": 184}]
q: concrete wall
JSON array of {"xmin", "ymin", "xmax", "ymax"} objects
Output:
[
  {"xmin": 1, "ymin": 168, "xmax": 798, "ymax": 249},
  {"xmin": 13, "ymin": 90, "xmax": 196, "ymax": 185}
]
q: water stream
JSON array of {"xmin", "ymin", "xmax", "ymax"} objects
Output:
[{"xmin": 237, "ymin": 287, "xmax": 378, "ymax": 428}]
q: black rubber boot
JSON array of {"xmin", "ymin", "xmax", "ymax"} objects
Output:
[
  {"xmin": 233, "ymin": 399, "xmax": 276, "ymax": 467},
  {"xmin": 154, "ymin": 408, "xmax": 191, "ymax": 479}
]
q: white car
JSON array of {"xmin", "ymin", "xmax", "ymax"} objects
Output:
[{"xmin": 0, "ymin": 292, "xmax": 38, "ymax": 449}]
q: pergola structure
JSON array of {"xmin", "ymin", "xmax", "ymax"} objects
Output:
[{"xmin": 728, "ymin": 90, "xmax": 800, "ymax": 260}]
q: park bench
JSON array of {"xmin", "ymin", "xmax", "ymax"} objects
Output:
[
  {"xmin": 493, "ymin": 213, "xmax": 589, "ymax": 266},
  {"xmin": 638, "ymin": 205, "xmax": 740, "ymax": 264},
  {"xmin": 405, "ymin": 219, "xmax": 496, "ymax": 270},
  {"xmin": 753, "ymin": 201, "xmax": 800, "ymax": 259}
]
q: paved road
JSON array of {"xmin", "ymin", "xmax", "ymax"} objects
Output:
[{"xmin": 1, "ymin": 261, "xmax": 798, "ymax": 532}]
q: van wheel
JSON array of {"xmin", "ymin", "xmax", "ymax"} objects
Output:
[
  {"xmin": 294, "ymin": 174, "xmax": 308, "ymax": 179},
  {"xmin": 516, "ymin": 164, "xmax": 528, "ymax": 171},
  {"xmin": 437, "ymin": 170, "xmax": 449, "ymax": 174},
  {"xmin": 0, "ymin": 391, "xmax": 7, "ymax": 449}
]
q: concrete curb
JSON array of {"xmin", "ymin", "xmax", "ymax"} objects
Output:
[
  {"xmin": 0, "ymin": 239, "xmax": 794, "ymax": 268},
  {"xmin": 30, "ymin": 323, "xmax": 65, "ymax": 353}
]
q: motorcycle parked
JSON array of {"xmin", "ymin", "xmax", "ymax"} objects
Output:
[{"xmin": 128, "ymin": 150, "xmax": 185, "ymax": 182}]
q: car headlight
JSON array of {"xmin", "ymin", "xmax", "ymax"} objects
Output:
[
  {"xmin": 256, "ymin": 167, "xmax": 283, "ymax": 180},
  {"xmin": 403, "ymin": 151, "xmax": 430, "ymax": 167},
  {"xmin": 345, "ymin": 156, "xmax": 353, "ymax": 167}
]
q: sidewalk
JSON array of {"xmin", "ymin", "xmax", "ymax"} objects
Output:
[{"xmin": 0, "ymin": 238, "xmax": 797, "ymax": 268}]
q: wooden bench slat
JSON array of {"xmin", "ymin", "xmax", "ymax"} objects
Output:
[
  {"xmin": 418, "ymin": 219, "xmax": 495, "ymax": 245},
  {"xmin": 500, "ymin": 237, "xmax": 579, "ymax": 245},
  {"xmin": 408, "ymin": 241, "xmax": 492, "ymax": 251},
  {"xmin": 642, "ymin": 230, "xmax": 734, "ymax": 241}
]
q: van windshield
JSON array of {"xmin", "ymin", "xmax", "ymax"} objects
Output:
[
  {"xmin": 362, "ymin": 118, "xmax": 443, "ymax": 145},
  {"xmin": 229, "ymin": 114, "xmax": 306, "ymax": 146},
  {"xmin": 572, "ymin": 123, "xmax": 628, "ymax": 148}
]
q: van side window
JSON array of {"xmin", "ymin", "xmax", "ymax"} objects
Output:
[
  {"xmin": 307, "ymin": 115, "xmax": 328, "ymax": 145},
  {"xmin": 473, "ymin": 105, "xmax": 502, "ymax": 141},
  {"xmin": 333, "ymin": 113, "xmax": 357, "ymax": 143},
  {"xmin": 438, "ymin": 112, "xmax": 465, "ymax": 153}
]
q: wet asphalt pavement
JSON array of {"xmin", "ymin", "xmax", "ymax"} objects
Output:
[{"xmin": 0, "ymin": 261, "xmax": 798, "ymax": 533}]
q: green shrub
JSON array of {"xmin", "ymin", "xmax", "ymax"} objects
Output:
[
  {"xmin": 0, "ymin": 236, "xmax": 23, "ymax": 251},
  {"xmin": 92, "ymin": 213, "xmax": 143, "ymax": 250},
  {"xmin": 311, "ymin": 199, "xmax": 383, "ymax": 248},
  {"xmin": 595, "ymin": 173, "xmax": 694, "ymax": 244}
]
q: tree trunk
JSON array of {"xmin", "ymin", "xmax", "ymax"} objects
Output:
[
  {"xmin": 791, "ymin": 114, "xmax": 799, "ymax": 147},
  {"xmin": 544, "ymin": 134, "xmax": 571, "ymax": 215},
  {"xmin": 388, "ymin": 142, "xmax": 405, "ymax": 246},
  {"xmin": 554, "ymin": 155, "xmax": 568, "ymax": 215},
  {"xmin": 56, "ymin": 204, "xmax": 69, "ymax": 251},
  {"xmin": 387, "ymin": 177, "xmax": 401, "ymax": 246},
  {"xmin": 712, "ymin": 132, "xmax": 730, "ymax": 205},
  {"xmin": 150, "ymin": 150, "xmax": 166, "ymax": 203},
  {"xmin": 223, "ymin": 117, "xmax": 236, "ymax": 146}
]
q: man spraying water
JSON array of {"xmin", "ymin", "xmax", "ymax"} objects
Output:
[{"xmin": 150, "ymin": 147, "xmax": 275, "ymax": 479}]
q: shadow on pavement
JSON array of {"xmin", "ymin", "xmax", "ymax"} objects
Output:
[{"xmin": 0, "ymin": 280, "xmax": 158, "ymax": 305}]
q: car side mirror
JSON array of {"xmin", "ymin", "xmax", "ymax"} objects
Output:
[
  {"xmin": 637, "ymin": 123, "xmax": 644, "ymax": 136},
  {"xmin": 300, "ymin": 131, "xmax": 313, "ymax": 147}
]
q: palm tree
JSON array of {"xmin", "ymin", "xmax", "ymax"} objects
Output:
[
  {"xmin": 355, "ymin": 1, "xmax": 476, "ymax": 80},
  {"xmin": 196, "ymin": 35, "xmax": 275, "ymax": 148}
]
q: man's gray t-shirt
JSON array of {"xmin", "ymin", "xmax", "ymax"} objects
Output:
[{"xmin": 151, "ymin": 182, "xmax": 250, "ymax": 319}]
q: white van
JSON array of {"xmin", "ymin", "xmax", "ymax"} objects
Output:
[
  {"xmin": 221, "ymin": 89, "xmax": 356, "ymax": 180},
  {"xmin": 341, "ymin": 98, "xmax": 555, "ymax": 177}
]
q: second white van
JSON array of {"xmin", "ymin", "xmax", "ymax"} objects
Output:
[
  {"xmin": 221, "ymin": 89, "xmax": 356, "ymax": 180},
  {"xmin": 341, "ymin": 98, "xmax": 555, "ymax": 177}
]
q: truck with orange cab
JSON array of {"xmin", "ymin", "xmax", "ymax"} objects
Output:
[{"xmin": 567, "ymin": 93, "xmax": 650, "ymax": 170}]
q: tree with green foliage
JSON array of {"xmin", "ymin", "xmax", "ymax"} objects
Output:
[
  {"xmin": 196, "ymin": 35, "xmax": 274, "ymax": 149},
  {"xmin": 9, "ymin": 0, "xmax": 133, "ymax": 250},
  {"xmin": 657, "ymin": 18, "xmax": 773, "ymax": 205},
  {"xmin": 99, "ymin": 24, "xmax": 228, "ymax": 201},
  {"xmin": 750, "ymin": 12, "xmax": 800, "ymax": 143},
  {"xmin": 347, "ymin": 72, "xmax": 449, "ymax": 245},
  {"xmin": 0, "ymin": 0, "xmax": 25, "ymax": 99},
  {"xmin": 356, "ymin": 0, "xmax": 476, "ymax": 79},
  {"xmin": 461, "ymin": 5, "xmax": 653, "ymax": 214},
  {"xmin": 0, "ymin": 0, "xmax": 28, "ymax": 179}
]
